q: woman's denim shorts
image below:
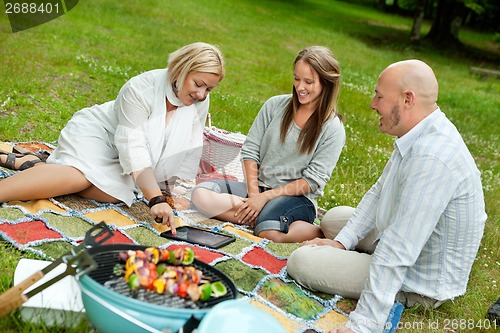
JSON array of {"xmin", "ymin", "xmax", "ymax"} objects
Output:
[{"xmin": 193, "ymin": 180, "xmax": 316, "ymax": 235}]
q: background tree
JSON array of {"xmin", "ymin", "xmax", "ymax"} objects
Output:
[
  {"xmin": 381, "ymin": 0, "xmax": 500, "ymax": 47},
  {"xmin": 425, "ymin": 0, "xmax": 467, "ymax": 46},
  {"xmin": 410, "ymin": 0, "xmax": 427, "ymax": 42}
]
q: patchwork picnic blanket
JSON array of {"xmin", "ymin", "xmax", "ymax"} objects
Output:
[{"xmin": 0, "ymin": 140, "xmax": 351, "ymax": 333}]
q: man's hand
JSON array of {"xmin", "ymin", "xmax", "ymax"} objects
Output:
[{"xmin": 301, "ymin": 238, "xmax": 346, "ymax": 250}]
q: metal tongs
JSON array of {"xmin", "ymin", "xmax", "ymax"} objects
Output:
[{"xmin": 0, "ymin": 221, "xmax": 113, "ymax": 317}]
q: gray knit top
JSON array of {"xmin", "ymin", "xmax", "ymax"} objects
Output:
[{"xmin": 240, "ymin": 94, "xmax": 346, "ymax": 209}]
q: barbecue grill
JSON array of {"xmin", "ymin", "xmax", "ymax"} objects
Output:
[{"xmin": 79, "ymin": 244, "xmax": 237, "ymax": 333}]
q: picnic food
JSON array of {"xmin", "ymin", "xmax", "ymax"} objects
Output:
[{"xmin": 115, "ymin": 247, "xmax": 227, "ymax": 302}]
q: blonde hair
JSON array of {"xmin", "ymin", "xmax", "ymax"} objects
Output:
[
  {"xmin": 280, "ymin": 46, "xmax": 342, "ymax": 154},
  {"xmin": 167, "ymin": 42, "xmax": 225, "ymax": 92}
]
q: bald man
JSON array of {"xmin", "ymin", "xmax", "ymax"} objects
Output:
[{"xmin": 287, "ymin": 60, "xmax": 487, "ymax": 333}]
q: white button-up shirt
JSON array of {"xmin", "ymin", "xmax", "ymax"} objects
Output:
[{"xmin": 335, "ymin": 108, "xmax": 487, "ymax": 333}]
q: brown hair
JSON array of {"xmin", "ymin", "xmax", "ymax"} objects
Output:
[{"xmin": 280, "ymin": 46, "xmax": 341, "ymax": 154}]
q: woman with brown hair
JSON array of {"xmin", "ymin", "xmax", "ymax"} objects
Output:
[{"xmin": 191, "ymin": 46, "xmax": 345, "ymax": 243}]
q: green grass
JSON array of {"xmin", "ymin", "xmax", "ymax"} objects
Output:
[{"xmin": 0, "ymin": 0, "xmax": 499, "ymax": 332}]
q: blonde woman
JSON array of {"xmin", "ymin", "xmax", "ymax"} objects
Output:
[{"xmin": 0, "ymin": 42, "xmax": 225, "ymax": 233}]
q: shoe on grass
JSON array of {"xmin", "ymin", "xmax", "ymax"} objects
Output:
[{"xmin": 487, "ymin": 297, "xmax": 500, "ymax": 324}]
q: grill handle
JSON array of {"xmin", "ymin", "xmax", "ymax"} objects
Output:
[
  {"xmin": 0, "ymin": 252, "xmax": 97, "ymax": 317},
  {"xmin": 0, "ymin": 222, "xmax": 111, "ymax": 318},
  {"xmin": 0, "ymin": 271, "xmax": 41, "ymax": 317}
]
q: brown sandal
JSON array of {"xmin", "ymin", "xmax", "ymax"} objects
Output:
[
  {"xmin": 12, "ymin": 145, "xmax": 51, "ymax": 162},
  {"xmin": 0, "ymin": 151, "xmax": 44, "ymax": 171}
]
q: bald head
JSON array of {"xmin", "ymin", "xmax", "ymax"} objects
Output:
[
  {"xmin": 371, "ymin": 59, "xmax": 440, "ymax": 137},
  {"xmin": 381, "ymin": 60, "xmax": 438, "ymax": 111}
]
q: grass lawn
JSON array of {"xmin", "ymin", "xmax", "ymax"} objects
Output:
[{"xmin": 1, "ymin": 0, "xmax": 499, "ymax": 332}]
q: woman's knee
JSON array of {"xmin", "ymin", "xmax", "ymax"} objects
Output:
[
  {"xmin": 191, "ymin": 188, "xmax": 212, "ymax": 210},
  {"xmin": 190, "ymin": 187, "xmax": 205, "ymax": 203}
]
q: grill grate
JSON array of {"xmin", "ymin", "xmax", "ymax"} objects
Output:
[
  {"xmin": 86, "ymin": 245, "xmax": 237, "ymax": 310},
  {"xmin": 103, "ymin": 279, "xmax": 199, "ymax": 309}
]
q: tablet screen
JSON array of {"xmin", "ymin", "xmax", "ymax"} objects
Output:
[{"xmin": 161, "ymin": 226, "xmax": 235, "ymax": 249}]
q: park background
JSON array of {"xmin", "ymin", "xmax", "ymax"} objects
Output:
[{"xmin": 0, "ymin": 0, "xmax": 499, "ymax": 332}]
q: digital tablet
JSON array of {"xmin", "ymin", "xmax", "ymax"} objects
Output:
[{"xmin": 160, "ymin": 226, "xmax": 235, "ymax": 249}]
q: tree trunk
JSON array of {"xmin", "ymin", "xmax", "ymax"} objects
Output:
[
  {"xmin": 424, "ymin": 0, "xmax": 435, "ymax": 19},
  {"xmin": 388, "ymin": 0, "xmax": 399, "ymax": 13},
  {"xmin": 425, "ymin": 0, "xmax": 465, "ymax": 47},
  {"xmin": 450, "ymin": 16, "xmax": 463, "ymax": 39},
  {"xmin": 376, "ymin": 0, "xmax": 386, "ymax": 11},
  {"xmin": 410, "ymin": 0, "xmax": 427, "ymax": 43}
]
